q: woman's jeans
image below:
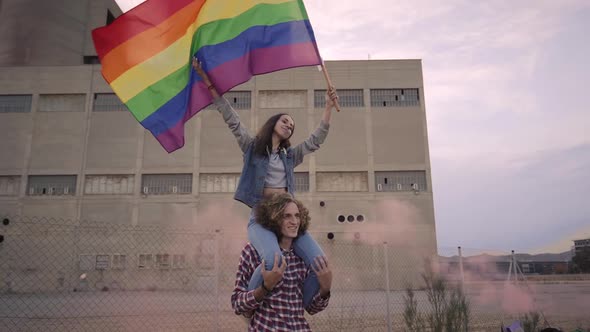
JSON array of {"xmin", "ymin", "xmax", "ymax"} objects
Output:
[{"xmin": 246, "ymin": 211, "xmax": 324, "ymax": 307}]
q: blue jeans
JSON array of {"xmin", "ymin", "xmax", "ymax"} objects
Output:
[{"xmin": 246, "ymin": 210, "xmax": 324, "ymax": 308}]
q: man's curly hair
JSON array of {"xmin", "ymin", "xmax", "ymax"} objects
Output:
[{"xmin": 255, "ymin": 193, "xmax": 310, "ymax": 239}]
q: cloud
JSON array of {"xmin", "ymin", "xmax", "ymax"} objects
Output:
[{"xmin": 433, "ymin": 143, "xmax": 590, "ymax": 252}]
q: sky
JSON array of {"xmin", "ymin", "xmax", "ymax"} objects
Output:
[{"xmin": 115, "ymin": 0, "xmax": 590, "ymax": 255}]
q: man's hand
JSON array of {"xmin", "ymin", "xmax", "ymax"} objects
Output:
[
  {"xmin": 313, "ymin": 256, "xmax": 332, "ymax": 297},
  {"xmin": 261, "ymin": 253, "xmax": 287, "ymax": 290}
]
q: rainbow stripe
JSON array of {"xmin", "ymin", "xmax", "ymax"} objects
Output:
[{"xmin": 92, "ymin": 0, "xmax": 322, "ymax": 152}]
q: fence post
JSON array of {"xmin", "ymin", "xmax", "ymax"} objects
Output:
[
  {"xmin": 458, "ymin": 246, "xmax": 464, "ymax": 290},
  {"xmin": 383, "ymin": 241, "xmax": 392, "ymax": 332},
  {"xmin": 70, "ymin": 222, "xmax": 80, "ymax": 292},
  {"xmin": 214, "ymin": 230, "xmax": 220, "ymax": 332},
  {"xmin": 511, "ymin": 250, "xmax": 518, "ymax": 285}
]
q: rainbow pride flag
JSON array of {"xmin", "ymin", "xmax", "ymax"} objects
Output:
[{"xmin": 92, "ymin": 0, "xmax": 322, "ymax": 152}]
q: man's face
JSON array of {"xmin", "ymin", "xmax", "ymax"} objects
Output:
[{"xmin": 280, "ymin": 202, "xmax": 301, "ymax": 239}]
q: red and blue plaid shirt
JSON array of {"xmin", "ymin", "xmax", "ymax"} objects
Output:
[{"xmin": 231, "ymin": 243, "xmax": 330, "ymax": 331}]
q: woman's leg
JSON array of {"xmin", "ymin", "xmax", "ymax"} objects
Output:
[
  {"xmin": 293, "ymin": 232, "xmax": 325, "ymax": 307},
  {"xmin": 247, "ymin": 210, "xmax": 282, "ymax": 290}
]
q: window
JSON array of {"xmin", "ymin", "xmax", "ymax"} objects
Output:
[
  {"xmin": 142, "ymin": 174, "xmax": 192, "ymax": 195},
  {"xmin": 95, "ymin": 255, "xmax": 110, "ymax": 270},
  {"xmin": 93, "ymin": 93, "xmax": 128, "ymax": 112},
  {"xmin": 39, "ymin": 94, "xmax": 86, "ymax": 112},
  {"xmin": 0, "ymin": 95, "xmax": 32, "ymax": 113},
  {"xmin": 294, "ymin": 173, "xmax": 309, "ymax": 192},
  {"xmin": 155, "ymin": 254, "xmax": 170, "ymax": 269},
  {"xmin": 337, "ymin": 214, "xmax": 366, "ymax": 223},
  {"xmin": 225, "ymin": 91, "xmax": 251, "ymax": 109},
  {"xmin": 522, "ymin": 264, "xmax": 530, "ymax": 274},
  {"xmin": 85, "ymin": 175, "xmax": 134, "ymax": 195},
  {"xmin": 27, "ymin": 175, "xmax": 76, "ymax": 196},
  {"xmin": 370, "ymin": 89, "xmax": 420, "ymax": 107},
  {"xmin": 138, "ymin": 254, "xmax": 153, "ymax": 269},
  {"xmin": 375, "ymin": 171, "xmax": 427, "ymax": 192},
  {"xmin": 172, "ymin": 254, "xmax": 186, "ymax": 269},
  {"xmin": 0, "ymin": 176, "xmax": 20, "ymax": 196},
  {"xmin": 315, "ymin": 89, "xmax": 364, "ymax": 108},
  {"xmin": 112, "ymin": 254, "xmax": 127, "ymax": 270},
  {"xmin": 83, "ymin": 56, "xmax": 100, "ymax": 65},
  {"xmin": 106, "ymin": 9, "xmax": 115, "ymax": 25},
  {"xmin": 316, "ymin": 172, "xmax": 368, "ymax": 192},
  {"xmin": 199, "ymin": 173, "xmax": 240, "ymax": 193}
]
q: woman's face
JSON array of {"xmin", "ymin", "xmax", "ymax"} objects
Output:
[{"xmin": 273, "ymin": 115, "xmax": 294, "ymax": 140}]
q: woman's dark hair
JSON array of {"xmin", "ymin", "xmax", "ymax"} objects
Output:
[
  {"xmin": 255, "ymin": 193, "xmax": 310, "ymax": 240},
  {"xmin": 253, "ymin": 113, "xmax": 294, "ymax": 156}
]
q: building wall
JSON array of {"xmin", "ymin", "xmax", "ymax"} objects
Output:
[
  {"xmin": 0, "ymin": 0, "xmax": 437, "ymax": 291},
  {"xmin": 0, "ymin": 0, "xmax": 120, "ymax": 66}
]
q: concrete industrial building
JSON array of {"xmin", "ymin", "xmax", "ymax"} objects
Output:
[{"xmin": 0, "ymin": 0, "xmax": 437, "ymax": 292}]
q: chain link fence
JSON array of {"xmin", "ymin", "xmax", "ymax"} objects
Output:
[{"xmin": 0, "ymin": 215, "xmax": 588, "ymax": 331}]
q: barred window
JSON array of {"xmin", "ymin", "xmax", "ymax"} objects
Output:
[
  {"xmin": 172, "ymin": 254, "xmax": 187, "ymax": 269},
  {"xmin": 294, "ymin": 172, "xmax": 309, "ymax": 192},
  {"xmin": 315, "ymin": 89, "xmax": 364, "ymax": 108},
  {"xmin": 138, "ymin": 254, "xmax": 153, "ymax": 269},
  {"xmin": 225, "ymin": 91, "xmax": 251, "ymax": 109},
  {"xmin": 0, "ymin": 176, "xmax": 20, "ymax": 196},
  {"xmin": 370, "ymin": 89, "xmax": 420, "ymax": 107},
  {"xmin": 375, "ymin": 171, "xmax": 427, "ymax": 192},
  {"xmin": 84, "ymin": 175, "xmax": 134, "ymax": 195},
  {"xmin": 141, "ymin": 174, "xmax": 192, "ymax": 195},
  {"xmin": 39, "ymin": 94, "xmax": 86, "ymax": 112},
  {"xmin": 0, "ymin": 95, "xmax": 32, "ymax": 113},
  {"xmin": 95, "ymin": 255, "xmax": 110, "ymax": 270},
  {"xmin": 112, "ymin": 254, "xmax": 127, "ymax": 270},
  {"xmin": 27, "ymin": 175, "xmax": 77, "ymax": 196},
  {"xmin": 317, "ymin": 172, "xmax": 368, "ymax": 192},
  {"xmin": 155, "ymin": 254, "xmax": 171, "ymax": 269},
  {"xmin": 199, "ymin": 173, "xmax": 240, "ymax": 193},
  {"xmin": 93, "ymin": 93, "xmax": 128, "ymax": 112}
]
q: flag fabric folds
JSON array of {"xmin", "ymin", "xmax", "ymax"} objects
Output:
[{"xmin": 92, "ymin": 0, "xmax": 322, "ymax": 153}]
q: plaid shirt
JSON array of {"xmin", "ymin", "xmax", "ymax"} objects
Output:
[{"xmin": 231, "ymin": 243, "xmax": 330, "ymax": 331}]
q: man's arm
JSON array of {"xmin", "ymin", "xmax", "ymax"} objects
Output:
[
  {"xmin": 231, "ymin": 246, "xmax": 287, "ymax": 314},
  {"xmin": 231, "ymin": 245, "xmax": 264, "ymax": 314},
  {"xmin": 305, "ymin": 292, "xmax": 331, "ymax": 315}
]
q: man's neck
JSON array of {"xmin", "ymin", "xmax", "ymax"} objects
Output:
[{"xmin": 279, "ymin": 237, "xmax": 293, "ymax": 250}]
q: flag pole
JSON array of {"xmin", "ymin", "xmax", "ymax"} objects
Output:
[{"xmin": 320, "ymin": 62, "xmax": 341, "ymax": 112}]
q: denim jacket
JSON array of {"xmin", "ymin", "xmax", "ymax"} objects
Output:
[{"xmin": 214, "ymin": 97, "xmax": 330, "ymax": 208}]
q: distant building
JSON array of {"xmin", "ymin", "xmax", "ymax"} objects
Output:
[
  {"xmin": 439, "ymin": 252, "xmax": 571, "ymax": 279},
  {"xmin": 519, "ymin": 261, "xmax": 569, "ymax": 275},
  {"xmin": 573, "ymin": 238, "xmax": 590, "ymax": 254}
]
